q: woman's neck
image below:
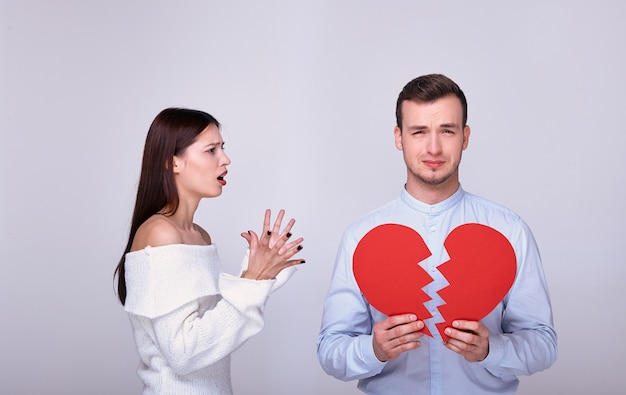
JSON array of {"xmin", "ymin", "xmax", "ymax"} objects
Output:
[{"xmin": 160, "ymin": 197, "xmax": 200, "ymax": 231}]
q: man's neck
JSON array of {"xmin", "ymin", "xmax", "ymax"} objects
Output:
[{"xmin": 404, "ymin": 180, "xmax": 460, "ymax": 205}]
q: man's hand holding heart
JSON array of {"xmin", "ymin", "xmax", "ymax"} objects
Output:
[
  {"xmin": 372, "ymin": 314, "xmax": 426, "ymax": 362},
  {"xmin": 444, "ymin": 320, "xmax": 490, "ymax": 362}
]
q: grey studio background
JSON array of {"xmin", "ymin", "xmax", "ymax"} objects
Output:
[{"xmin": 1, "ymin": 1, "xmax": 624, "ymax": 394}]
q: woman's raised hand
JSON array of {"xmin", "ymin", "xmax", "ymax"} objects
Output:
[{"xmin": 240, "ymin": 209, "xmax": 305, "ymax": 280}]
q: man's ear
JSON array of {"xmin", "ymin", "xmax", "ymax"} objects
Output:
[
  {"xmin": 394, "ymin": 126, "xmax": 403, "ymax": 151},
  {"xmin": 462, "ymin": 125, "xmax": 471, "ymax": 151}
]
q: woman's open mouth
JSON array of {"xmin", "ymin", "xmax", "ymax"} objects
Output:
[{"xmin": 217, "ymin": 171, "xmax": 227, "ymax": 186}]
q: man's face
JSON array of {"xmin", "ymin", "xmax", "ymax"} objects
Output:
[{"xmin": 394, "ymin": 94, "xmax": 470, "ymax": 194}]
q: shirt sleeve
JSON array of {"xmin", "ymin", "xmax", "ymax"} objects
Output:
[
  {"xmin": 317, "ymin": 230, "xmax": 388, "ymax": 381},
  {"xmin": 478, "ymin": 218, "xmax": 558, "ymax": 376}
]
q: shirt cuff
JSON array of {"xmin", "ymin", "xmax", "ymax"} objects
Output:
[
  {"xmin": 357, "ymin": 334, "xmax": 387, "ymax": 373},
  {"xmin": 477, "ymin": 333, "xmax": 505, "ymax": 370}
]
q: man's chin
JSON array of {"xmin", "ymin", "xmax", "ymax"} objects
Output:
[{"xmin": 418, "ymin": 175, "xmax": 451, "ymax": 186}]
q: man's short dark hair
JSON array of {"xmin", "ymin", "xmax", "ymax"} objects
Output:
[{"xmin": 395, "ymin": 74, "xmax": 468, "ymax": 130}]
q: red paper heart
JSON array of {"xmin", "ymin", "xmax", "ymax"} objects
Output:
[
  {"xmin": 353, "ymin": 224, "xmax": 434, "ymax": 337},
  {"xmin": 352, "ymin": 223, "xmax": 516, "ymax": 341},
  {"xmin": 435, "ymin": 223, "xmax": 517, "ymax": 341}
]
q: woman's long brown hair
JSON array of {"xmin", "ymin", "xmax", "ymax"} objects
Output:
[{"xmin": 114, "ymin": 108, "xmax": 220, "ymax": 305}]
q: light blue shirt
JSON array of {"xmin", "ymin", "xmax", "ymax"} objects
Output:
[{"xmin": 317, "ymin": 186, "xmax": 557, "ymax": 395}]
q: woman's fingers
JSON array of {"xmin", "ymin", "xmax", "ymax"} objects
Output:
[
  {"xmin": 264, "ymin": 209, "xmax": 297, "ymax": 249},
  {"xmin": 271, "ymin": 221, "xmax": 297, "ymax": 252},
  {"xmin": 261, "ymin": 209, "xmax": 272, "ymax": 237},
  {"xmin": 243, "ymin": 209, "xmax": 305, "ymax": 279},
  {"xmin": 246, "ymin": 230, "xmax": 260, "ymax": 249},
  {"xmin": 277, "ymin": 237, "xmax": 304, "ymax": 254},
  {"xmin": 271, "ymin": 209, "xmax": 285, "ymax": 235},
  {"xmin": 277, "ymin": 240, "xmax": 304, "ymax": 261},
  {"xmin": 281, "ymin": 218, "xmax": 296, "ymax": 237},
  {"xmin": 259, "ymin": 210, "xmax": 272, "ymax": 247},
  {"xmin": 240, "ymin": 232, "xmax": 251, "ymax": 246},
  {"xmin": 284, "ymin": 258, "xmax": 306, "ymax": 267},
  {"xmin": 269, "ymin": 210, "xmax": 292, "ymax": 248}
]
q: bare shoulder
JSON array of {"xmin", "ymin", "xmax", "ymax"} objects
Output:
[
  {"xmin": 131, "ymin": 215, "xmax": 183, "ymax": 251},
  {"xmin": 194, "ymin": 224, "xmax": 212, "ymax": 245}
]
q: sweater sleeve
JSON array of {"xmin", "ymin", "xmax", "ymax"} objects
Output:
[
  {"xmin": 146, "ymin": 274, "xmax": 275, "ymax": 375},
  {"xmin": 124, "ymin": 244, "xmax": 296, "ymax": 375}
]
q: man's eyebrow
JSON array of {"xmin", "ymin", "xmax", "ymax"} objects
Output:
[
  {"xmin": 405, "ymin": 123, "xmax": 460, "ymax": 130},
  {"xmin": 406, "ymin": 125, "xmax": 428, "ymax": 130}
]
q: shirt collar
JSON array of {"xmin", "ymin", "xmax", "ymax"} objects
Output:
[{"xmin": 400, "ymin": 184, "xmax": 465, "ymax": 214}]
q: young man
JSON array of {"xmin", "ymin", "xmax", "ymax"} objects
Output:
[{"xmin": 317, "ymin": 74, "xmax": 557, "ymax": 394}]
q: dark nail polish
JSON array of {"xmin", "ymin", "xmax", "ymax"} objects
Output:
[
  {"xmin": 297, "ymin": 245, "xmax": 303, "ymax": 251},
  {"xmin": 267, "ymin": 230, "xmax": 272, "ymax": 236},
  {"xmin": 300, "ymin": 260, "xmax": 306, "ymax": 264},
  {"xmin": 247, "ymin": 231, "xmax": 251, "ymax": 235},
  {"xmin": 286, "ymin": 232, "xmax": 292, "ymax": 238}
]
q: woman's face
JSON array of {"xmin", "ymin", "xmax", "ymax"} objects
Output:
[{"xmin": 173, "ymin": 124, "xmax": 231, "ymax": 199}]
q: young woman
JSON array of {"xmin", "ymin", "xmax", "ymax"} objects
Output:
[{"xmin": 114, "ymin": 108, "xmax": 305, "ymax": 394}]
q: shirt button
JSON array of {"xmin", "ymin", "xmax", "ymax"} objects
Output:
[{"xmin": 430, "ymin": 226, "xmax": 436, "ymax": 232}]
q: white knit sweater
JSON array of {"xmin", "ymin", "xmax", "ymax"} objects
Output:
[{"xmin": 124, "ymin": 244, "xmax": 295, "ymax": 394}]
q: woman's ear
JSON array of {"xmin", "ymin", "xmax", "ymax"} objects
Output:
[
  {"xmin": 166, "ymin": 156, "xmax": 182, "ymax": 173},
  {"xmin": 171, "ymin": 156, "xmax": 182, "ymax": 174}
]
